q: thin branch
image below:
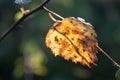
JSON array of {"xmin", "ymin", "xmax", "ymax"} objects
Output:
[
  {"xmin": 0, "ymin": 0, "xmax": 50, "ymax": 42},
  {"xmin": 43, "ymin": 6, "xmax": 64, "ymax": 20},
  {"xmin": 48, "ymin": 13, "xmax": 57, "ymax": 22},
  {"xmin": 97, "ymin": 45, "xmax": 120, "ymax": 68}
]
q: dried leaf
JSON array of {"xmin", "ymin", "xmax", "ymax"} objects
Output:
[{"xmin": 45, "ymin": 17, "xmax": 98, "ymax": 68}]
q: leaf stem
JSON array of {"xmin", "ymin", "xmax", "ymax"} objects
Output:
[{"xmin": 43, "ymin": 6, "xmax": 64, "ymax": 20}]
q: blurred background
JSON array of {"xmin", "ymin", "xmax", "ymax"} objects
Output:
[{"xmin": 0, "ymin": 0, "xmax": 120, "ymax": 80}]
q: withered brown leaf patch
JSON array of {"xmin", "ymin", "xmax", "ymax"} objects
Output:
[{"xmin": 45, "ymin": 17, "xmax": 98, "ymax": 68}]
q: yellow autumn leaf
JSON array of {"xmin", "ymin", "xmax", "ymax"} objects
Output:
[{"xmin": 45, "ymin": 17, "xmax": 98, "ymax": 68}]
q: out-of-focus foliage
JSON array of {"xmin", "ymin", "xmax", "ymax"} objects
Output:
[
  {"xmin": 15, "ymin": 0, "xmax": 32, "ymax": 5},
  {"xmin": 14, "ymin": 11, "xmax": 23, "ymax": 21},
  {"xmin": 115, "ymin": 69, "xmax": 120, "ymax": 80},
  {"xmin": 0, "ymin": 0, "xmax": 120, "ymax": 80}
]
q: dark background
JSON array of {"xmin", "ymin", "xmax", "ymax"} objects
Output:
[{"xmin": 0, "ymin": 0, "xmax": 120, "ymax": 80}]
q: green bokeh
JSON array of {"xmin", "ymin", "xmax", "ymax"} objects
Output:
[
  {"xmin": 0, "ymin": 0, "xmax": 120, "ymax": 80},
  {"xmin": 116, "ymin": 69, "xmax": 120, "ymax": 80}
]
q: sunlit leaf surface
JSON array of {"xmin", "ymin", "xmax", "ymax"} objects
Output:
[{"xmin": 46, "ymin": 17, "xmax": 98, "ymax": 68}]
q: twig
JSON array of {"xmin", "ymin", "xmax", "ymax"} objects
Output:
[
  {"xmin": 97, "ymin": 44, "xmax": 120, "ymax": 68},
  {"xmin": 48, "ymin": 13, "xmax": 57, "ymax": 22},
  {"xmin": 43, "ymin": 6, "xmax": 64, "ymax": 20},
  {"xmin": 0, "ymin": 0, "xmax": 50, "ymax": 42}
]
